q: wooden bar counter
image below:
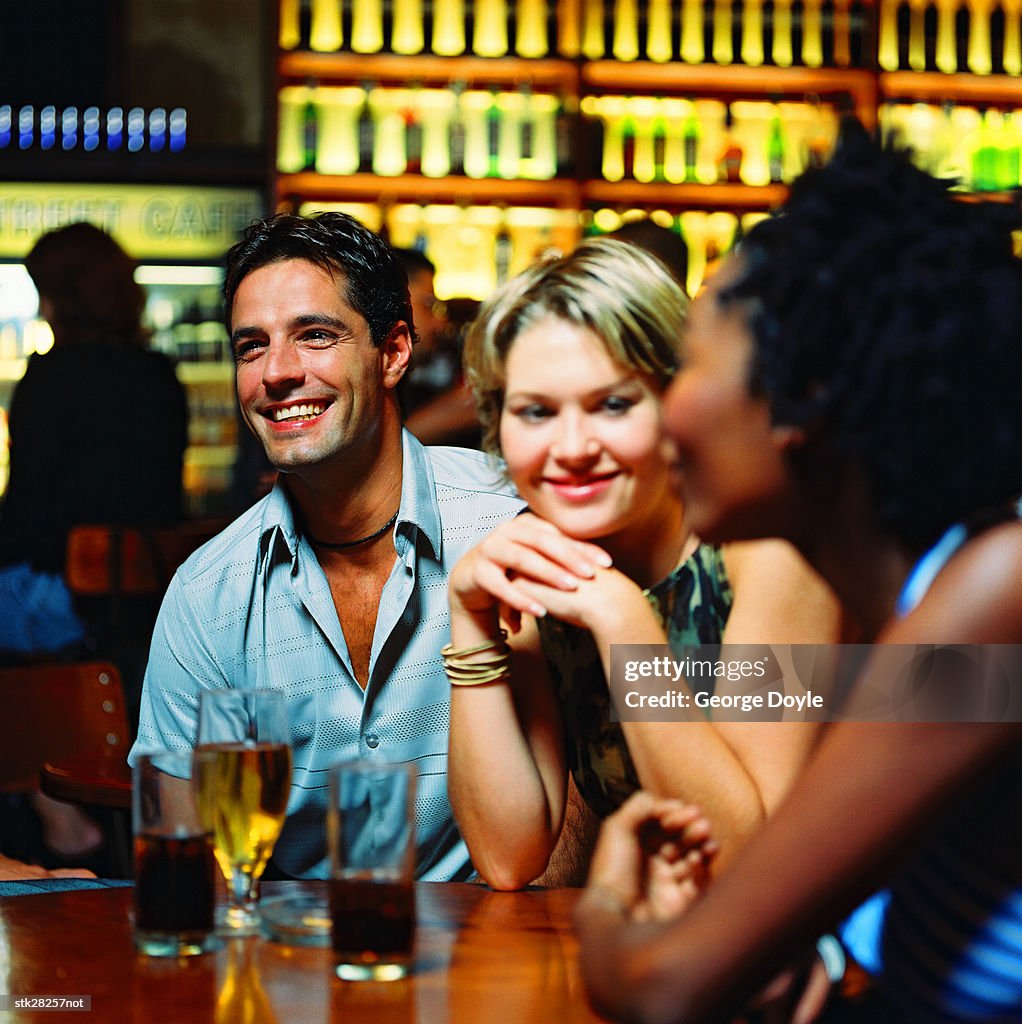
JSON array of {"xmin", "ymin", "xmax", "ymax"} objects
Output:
[{"xmin": 0, "ymin": 881, "xmax": 610, "ymax": 1022}]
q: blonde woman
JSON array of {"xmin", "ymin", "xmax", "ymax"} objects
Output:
[{"xmin": 446, "ymin": 238, "xmax": 843, "ymax": 891}]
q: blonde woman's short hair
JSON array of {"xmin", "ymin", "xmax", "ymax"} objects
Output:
[{"xmin": 464, "ymin": 236, "xmax": 689, "ymax": 459}]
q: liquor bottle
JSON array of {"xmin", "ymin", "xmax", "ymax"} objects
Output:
[
  {"xmin": 358, "ymin": 83, "xmax": 375, "ymax": 172},
  {"xmin": 1001, "ymin": 111, "xmax": 1022, "ymax": 187},
  {"xmin": 519, "ymin": 83, "xmax": 536, "ymax": 171},
  {"xmin": 772, "ymin": 0, "xmax": 794, "ymax": 64},
  {"xmin": 908, "ymin": 0, "xmax": 928, "ymax": 69},
  {"xmin": 660, "ymin": 97, "xmax": 687, "ymax": 182},
  {"xmin": 712, "ymin": 0, "xmax": 734, "ymax": 61},
  {"xmin": 631, "ymin": 96, "xmax": 659, "ymax": 182},
  {"xmin": 314, "ymin": 86, "xmax": 363, "ymax": 174},
  {"xmin": 647, "ymin": 0, "xmax": 673, "ymax": 58},
  {"xmin": 393, "ymin": 0, "xmax": 425, "ymax": 52},
  {"xmin": 832, "ymin": 0, "xmax": 852, "ymax": 63},
  {"xmin": 419, "ymin": 88, "xmax": 456, "ymax": 177},
  {"xmin": 802, "ymin": 0, "xmax": 824, "ymax": 63},
  {"xmin": 369, "ymin": 88, "xmax": 408, "ymax": 175},
  {"xmin": 683, "ymin": 103, "xmax": 700, "ymax": 182},
  {"xmin": 404, "ymin": 88, "xmax": 424, "ymax": 174},
  {"xmin": 496, "ymin": 89, "xmax": 525, "ymax": 178},
  {"xmin": 767, "ymin": 107, "xmax": 786, "ymax": 181},
  {"xmin": 613, "ymin": 0, "xmax": 640, "ymax": 57},
  {"xmin": 310, "ymin": 0, "xmax": 343, "ymax": 50},
  {"xmin": 742, "ymin": 0, "xmax": 765, "ymax": 62},
  {"xmin": 525, "ymin": 90, "xmax": 558, "ymax": 178},
  {"xmin": 487, "ymin": 89, "xmax": 502, "ymax": 177},
  {"xmin": 448, "ymin": 81, "xmax": 467, "ymax": 173},
  {"xmin": 301, "ymin": 84, "xmax": 318, "ymax": 171},
  {"xmin": 461, "ymin": 90, "xmax": 493, "ymax": 178},
  {"xmin": 556, "ymin": 94, "xmax": 578, "ymax": 175},
  {"xmin": 592, "ymin": 95, "xmax": 627, "ymax": 181},
  {"xmin": 680, "ymin": 0, "xmax": 705, "ymax": 59},
  {"xmin": 474, "ymin": 0, "xmax": 510, "ymax": 54},
  {"xmin": 718, "ymin": 105, "xmax": 743, "ymax": 181},
  {"xmin": 581, "ymin": 0, "xmax": 606, "ymax": 56},
  {"xmin": 878, "ymin": 0, "xmax": 900, "ymax": 68},
  {"xmin": 972, "ymin": 107, "xmax": 999, "ymax": 189},
  {"xmin": 352, "ymin": 0, "xmax": 384, "ymax": 51},
  {"xmin": 517, "ymin": 0, "xmax": 549, "ymax": 55},
  {"xmin": 495, "ymin": 210, "xmax": 514, "ymax": 284},
  {"xmin": 935, "ymin": 0, "xmax": 958, "ymax": 69},
  {"xmin": 557, "ymin": 0, "xmax": 583, "ymax": 54},
  {"xmin": 433, "ymin": 0, "xmax": 467, "ymax": 53},
  {"xmin": 1003, "ymin": 0, "xmax": 1022, "ymax": 74},
  {"xmin": 967, "ymin": 0, "xmax": 994, "ymax": 73},
  {"xmin": 280, "ymin": 0, "xmax": 302, "ymax": 48}
]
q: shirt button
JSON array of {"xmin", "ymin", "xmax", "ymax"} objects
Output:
[{"xmin": 365, "ymin": 734, "xmax": 380, "ymax": 749}]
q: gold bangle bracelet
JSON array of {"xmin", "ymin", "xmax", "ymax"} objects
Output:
[
  {"xmin": 440, "ymin": 630, "xmax": 509, "ymax": 660},
  {"xmin": 442, "ymin": 630, "xmax": 511, "ymax": 687}
]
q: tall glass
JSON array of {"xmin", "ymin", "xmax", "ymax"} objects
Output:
[{"xmin": 195, "ymin": 688, "xmax": 292, "ymax": 936}]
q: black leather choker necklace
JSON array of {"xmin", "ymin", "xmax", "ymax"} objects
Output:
[{"xmin": 304, "ymin": 510, "xmax": 399, "ymax": 550}]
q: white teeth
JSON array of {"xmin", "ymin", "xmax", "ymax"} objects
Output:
[{"xmin": 273, "ymin": 404, "xmax": 325, "ymax": 422}]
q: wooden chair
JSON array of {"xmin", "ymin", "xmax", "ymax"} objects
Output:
[{"xmin": 0, "ymin": 661, "xmax": 132, "ymax": 875}]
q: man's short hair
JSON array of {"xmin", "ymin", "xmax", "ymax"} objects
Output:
[
  {"xmin": 223, "ymin": 211, "xmax": 416, "ymax": 347},
  {"xmin": 721, "ymin": 119, "xmax": 1022, "ymax": 552}
]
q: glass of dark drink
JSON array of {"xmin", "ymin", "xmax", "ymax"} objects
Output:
[
  {"xmin": 327, "ymin": 761, "xmax": 417, "ymax": 981},
  {"xmin": 132, "ymin": 750, "xmax": 219, "ymax": 957}
]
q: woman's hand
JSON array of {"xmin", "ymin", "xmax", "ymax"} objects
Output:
[
  {"xmin": 448, "ymin": 512, "xmax": 612, "ymax": 628},
  {"xmin": 579, "ymin": 791, "xmax": 717, "ymax": 927}
]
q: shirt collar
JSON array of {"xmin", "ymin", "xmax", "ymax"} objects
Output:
[{"xmin": 253, "ymin": 428, "xmax": 443, "ymax": 568}]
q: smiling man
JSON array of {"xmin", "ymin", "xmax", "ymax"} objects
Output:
[{"xmin": 129, "ymin": 213, "xmax": 522, "ymax": 880}]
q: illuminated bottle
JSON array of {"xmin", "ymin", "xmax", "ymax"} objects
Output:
[
  {"xmin": 496, "ymin": 89, "xmax": 526, "ymax": 178},
  {"xmin": 420, "ymin": 88, "xmax": 457, "ymax": 177},
  {"xmin": 592, "ymin": 95, "xmax": 627, "ymax": 181},
  {"xmin": 357, "ymin": 83, "xmax": 374, "ymax": 171},
  {"xmin": 1001, "ymin": 111, "xmax": 1021, "ymax": 187},
  {"xmin": 461, "ymin": 89, "xmax": 493, "ymax": 178},
  {"xmin": 433, "ymin": 0, "xmax": 467, "ymax": 53},
  {"xmin": 830, "ymin": 0, "xmax": 851, "ymax": 64},
  {"xmin": 683, "ymin": 103, "xmax": 700, "ymax": 182},
  {"xmin": 972, "ymin": 108, "xmax": 999, "ymax": 189},
  {"xmin": 967, "ymin": 0, "xmax": 994, "ymax": 72},
  {"xmin": 449, "ymin": 81, "xmax": 467, "ymax": 173},
  {"xmin": 302, "ymin": 82, "xmax": 319, "ymax": 170},
  {"xmin": 556, "ymin": 94, "xmax": 578, "ymax": 175},
  {"xmin": 369, "ymin": 87, "xmax": 408, "ymax": 175},
  {"xmin": 0, "ymin": 106, "xmax": 11, "ymax": 149},
  {"xmin": 908, "ymin": 0, "xmax": 929, "ymax": 69},
  {"xmin": 277, "ymin": 86, "xmax": 308, "ymax": 172},
  {"xmin": 557, "ymin": 0, "xmax": 583, "ymax": 54},
  {"xmin": 495, "ymin": 209, "xmax": 514, "ymax": 284},
  {"xmin": 718, "ymin": 105, "xmax": 743, "ymax": 181},
  {"xmin": 516, "ymin": 0, "xmax": 549, "ymax": 55},
  {"xmin": 767, "ymin": 107, "xmax": 785, "ymax": 181},
  {"xmin": 404, "ymin": 87, "xmax": 424, "ymax": 174},
  {"xmin": 613, "ymin": 0, "xmax": 640, "ymax": 58},
  {"xmin": 935, "ymin": 0, "xmax": 959, "ymax": 69},
  {"xmin": 487, "ymin": 89, "xmax": 502, "ymax": 176},
  {"xmin": 316, "ymin": 86, "xmax": 363, "ymax": 174},
  {"xmin": 712, "ymin": 0, "xmax": 734, "ymax": 61},
  {"xmin": 352, "ymin": 0, "xmax": 384, "ymax": 52},
  {"xmin": 878, "ymin": 0, "xmax": 900, "ymax": 68},
  {"xmin": 474, "ymin": 0, "xmax": 510, "ymax": 54},
  {"xmin": 647, "ymin": 0, "xmax": 673, "ymax": 58},
  {"xmin": 581, "ymin": 0, "xmax": 606, "ymax": 56},
  {"xmin": 393, "ymin": 0, "xmax": 425, "ymax": 52},
  {"xmin": 631, "ymin": 96, "xmax": 659, "ymax": 182},
  {"xmin": 742, "ymin": 0, "xmax": 765, "ymax": 62},
  {"xmin": 680, "ymin": 0, "xmax": 705, "ymax": 60},
  {"xmin": 772, "ymin": 0, "xmax": 794, "ymax": 64},
  {"xmin": 40, "ymin": 106, "xmax": 56, "ymax": 150},
  {"xmin": 279, "ymin": 0, "xmax": 302, "ymax": 48},
  {"xmin": 310, "ymin": 0, "xmax": 343, "ymax": 50},
  {"xmin": 1004, "ymin": 0, "xmax": 1022, "ymax": 74},
  {"xmin": 659, "ymin": 98, "xmax": 687, "ymax": 182},
  {"xmin": 522, "ymin": 90, "xmax": 558, "ymax": 178},
  {"xmin": 803, "ymin": 0, "xmax": 824, "ymax": 63}
]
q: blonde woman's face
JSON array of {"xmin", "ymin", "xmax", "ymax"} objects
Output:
[{"xmin": 499, "ymin": 315, "xmax": 679, "ymax": 543}]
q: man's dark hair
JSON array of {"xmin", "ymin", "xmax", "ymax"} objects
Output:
[
  {"xmin": 721, "ymin": 118, "xmax": 1022, "ymax": 553},
  {"xmin": 608, "ymin": 218, "xmax": 689, "ymax": 292},
  {"xmin": 223, "ymin": 211, "xmax": 415, "ymax": 347}
]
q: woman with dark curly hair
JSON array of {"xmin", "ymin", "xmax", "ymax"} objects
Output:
[{"xmin": 576, "ymin": 123, "xmax": 1022, "ymax": 1023}]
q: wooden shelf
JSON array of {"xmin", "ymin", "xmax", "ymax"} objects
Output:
[
  {"xmin": 276, "ymin": 172, "xmax": 582, "ymax": 208},
  {"xmin": 582, "ymin": 180, "xmax": 789, "ymax": 211},
  {"xmin": 279, "ymin": 51, "xmax": 580, "ymax": 89},
  {"xmin": 880, "ymin": 71, "xmax": 1022, "ymax": 105}
]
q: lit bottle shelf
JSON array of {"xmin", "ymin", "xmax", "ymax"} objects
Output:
[
  {"xmin": 582, "ymin": 180, "xmax": 789, "ymax": 211},
  {"xmin": 276, "ymin": 172, "xmax": 582, "ymax": 207},
  {"xmin": 879, "ymin": 71, "xmax": 1022, "ymax": 105},
  {"xmin": 279, "ymin": 51, "xmax": 580, "ymax": 90}
]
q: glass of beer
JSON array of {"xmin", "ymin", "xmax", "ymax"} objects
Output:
[
  {"xmin": 132, "ymin": 750, "xmax": 219, "ymax": 957},
  {"xmin": 328, "ymin": 761, "xmax": 417, "ymax": 980},
  {"xmin": 194, "ymin": 687, "xmax": 292, "ymax": 936}
]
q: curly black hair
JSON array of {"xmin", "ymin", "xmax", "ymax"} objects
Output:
[
  {"xmin": 223, "ymin": 211, "xmax": 415, "ymax": 348},
  {"xmin": 720, "ymin": 118, "xmax": 1022, "ymax": 554}
]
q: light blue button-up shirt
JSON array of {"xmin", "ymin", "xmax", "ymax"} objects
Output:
[{"xmin": 130, "ymin": 432, "xmax": 522, "ymax": 880}]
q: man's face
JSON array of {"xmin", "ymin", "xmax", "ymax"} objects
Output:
[
  {"xmin": 231, "ymin": 258, "xmax": 409, "ymax": 480},
  {"xmin": 406, "ymin": 268, "xmax": 446, "ymax": 351}
]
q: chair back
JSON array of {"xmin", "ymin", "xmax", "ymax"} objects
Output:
[{"xmin": 0, "ymin": 661, "xmax": 129, "ymax": 793}]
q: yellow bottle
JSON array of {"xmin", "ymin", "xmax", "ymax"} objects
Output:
[
  {"xmin": 310, "ymin": 0, "xmax": 343, "ymax": 50},
  {"xmin": 393, "ymin": 0, "xmax": 425, "ymax": 53},
  {"xmin": 968, "ymin": 0, "xmax": 994, "ymax": 74},
  {"xmin": 369, "ymin": 88, "xmax": 408, "ymax": 175},
  {"xmin": 712, "ymin": 0, "xmax": 734, "ymax": 62},
  {"xmin": 613, "ymin": 0, "xmax": 640, "ymax": 58},
  {"xmin": 516, "ymin": 0, "xmax": 549, "ymax": 55},
  {"xmin": 279, "ymin": 0, "xmax": 302, "ymax": 48},
  {"xmin": 352, "ymin": 0, "xmax": 384, "ymax": 51},
  {"xmin": 772, "ymin": 0, "xmax": 794, "ymax": 65},
  {"xmin": 581, "ymin": 0, "xmax": 606, "ymax": 57},
  {"xmin": 878, "ymin": 0, "xmax": 900, "ymax": 69},
  {"xmin": 680, "ymin": 0, "xmax": 705, "ymax": 62},
  {"xmin": 802, "ymin": 0, "xmax": 824, "ymax": 64},
  {"xmin": 474, "ymin": 0, "xmax": 510, "ymax": 55},
  {"xmin": 433, "ymin": 0, "xmax": 467, "ymax": 53},
  {"xmin": 647, "ymin": 0, "xmax": 673, "ymax": 60},
  {"xmin": 557, "ymin": 0, "xmax": 583, "ymax": 54},
  {"xmin": 742, "ymin": 0, "xmax": 766, "ymax": 64},
  {"xmin": 315, "ymin": 86, "xmax": 364, "ymax": 174},
  {"xmin": 420, "ymin": 89, "xmax": 457, "ymax": 177},
  {"xmin": 1005, "ymin": 0, "xmax": 1022, "ymax": 74}
]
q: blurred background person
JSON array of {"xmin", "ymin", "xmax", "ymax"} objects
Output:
[{"xmin": 0, "ymin": 222, "xmax": 187, "ymax": 868}]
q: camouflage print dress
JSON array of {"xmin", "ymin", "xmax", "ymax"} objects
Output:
[{"xmin": 536, "ymin": 544, "xmax": 733, "ymax": 819}]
